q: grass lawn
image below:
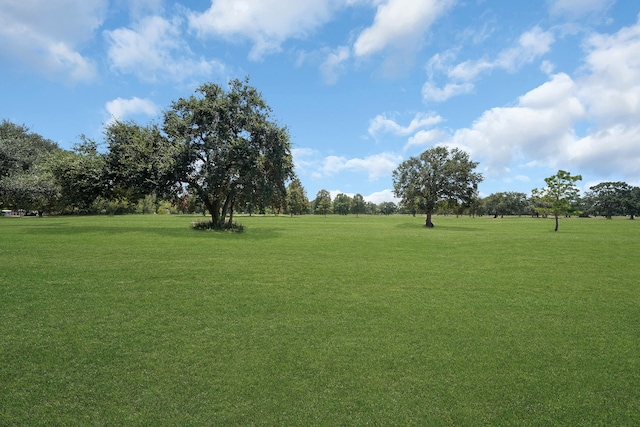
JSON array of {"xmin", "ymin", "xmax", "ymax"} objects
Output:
[{"xmin": 1, "ymin": 213, "xmax": 639, "ymax": 425}]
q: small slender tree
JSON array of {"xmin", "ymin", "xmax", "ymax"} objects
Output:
[
  {"xmin": 351, "ymin": 194, "xmax": 366, "ymax": 217},
  {"xmin": 285, "ymin": 178, "xmax": 309, "ymax": 216},
  {"xmin": 533, "ymin": 170, "xmax": 582, "ymax": 232}
]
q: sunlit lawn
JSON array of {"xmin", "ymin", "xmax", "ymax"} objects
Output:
[{"xmin": 1, "ymin": 213, "xmax": 639, "ymax": 425}]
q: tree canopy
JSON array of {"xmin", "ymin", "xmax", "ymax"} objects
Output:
[
  {"xmin": 392, "ymin": 146, "xmax": 483, "ymax": 227},
  {"xmin": 0, "ymin": 120, "xmax": 60, "ymax": 213},
  {"xmin": 532, "ymin": 170, "xmax": 581, "ymax": 231},
  {"xmin": 285, "ymin": 178, "xmax": 309, "ymax": 216},
  {"xmin": 163, "ymin": 78, "xmax": 295, "ymax": 228},
  {"xmin": 313, "ymin": 189, "xmax": 332, "ymax": 216}
]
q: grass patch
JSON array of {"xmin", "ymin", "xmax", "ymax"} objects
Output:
[{"xmin": 1, "ymin": 214, "xmax": 639, "ymax": 425}]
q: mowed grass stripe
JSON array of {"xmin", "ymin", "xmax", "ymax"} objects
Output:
[{"xmin": 1, "ymin": 214, "xmax": 639, "ymax": 425}]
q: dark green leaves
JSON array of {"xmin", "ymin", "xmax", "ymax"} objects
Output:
[{"xmin": 393, "ymin": 146, "xmax": 483, "ymax": 227}]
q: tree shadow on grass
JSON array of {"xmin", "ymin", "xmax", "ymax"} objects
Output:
[
  {"xmin": 395, "ymin": 221, "xmax": 480, "ymax": 232},
  {"xmin": 20, "ymin": 222, "xmax": 284, "ymax": 240}
]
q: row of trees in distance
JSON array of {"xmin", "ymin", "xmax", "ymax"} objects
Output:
[{"xmin": 2, "ymin": 79, "xmax": 639, "ymax": 231}]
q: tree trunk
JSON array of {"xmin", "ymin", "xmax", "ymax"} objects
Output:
[
  {"xmin": 554, "ymin": 214, "xmax": 559, "ymax": 232},
  {"xmin": 227, "ymin": 200, "xmax": 235, "ymax": 225},
  {"xmin": 425, "ymin": 209, "xmax": 434, "ymax": 228},
  {"xmin": 205, "ymin": 199, "xmax": 220, "ymax": 226}
]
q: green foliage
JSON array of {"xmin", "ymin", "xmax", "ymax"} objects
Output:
[
  {"xmin": 0, "ymin": 120, "xmax": 61, "ymax": 211},
  {"xmin": 332, "ymin": 193, "xmax": 351, "ymax": 215},
  {"xmin": 351, "ymin": 193, "xmax": 366, "ymax": 216},
  {"xmin": 393, "ymin": 146, "xmax": 483, "ymax": 227},
  {"xmin": 285, "ymin": 178, "xmax": 309, "ymax": 215},
  {"xmin": 104, "ymin": 120, "xmax": 180, "ymax": 203},
  {"xmin": 47, "ymin": 137, "xmax": 105, "ymax": 212},
  {"xmin": 156, "ymin": 200, "xmax": 176, "ymax": 215},
  {"xmin": 1, "ymin": 215, "xmax": 639, "ymax": 425},
  {"xmin": 135, "ymin": 194, "xmax": 157, "ymax": 214},
  {"xmin": 533, "ymin": 170, "xmax": 582, "ymax": 231},
  {"xmin": 163, "ymin": 78, "xmax": 294, "ymax": 228},
  {"xmin": 585, "ymin": 181, "xmax": 633, "ymax": 219},
  {"xmin": 483, "ymin": 191, "xmax": 529, "ymax": 217},
  {"xmin": 313, "ymin": 189, "xmax": 332, "ymax": 216},
  {"xmin": 378, "ymin": 201, "xmax": 397, "ymax": 215},
  {"xmin": 91, "ymin": 197, "xmax": 135, "ymax": 215},
  {"xmin": 0, "ymin": 120, "xmax": 59, "ymax": 179},
  {"xmin": 364, "ymin": 201, "xmax": 378, "ymax": 215},
  {"xmin": 190, "ymin": 219, "xmax": 245, "ymax": 232}
]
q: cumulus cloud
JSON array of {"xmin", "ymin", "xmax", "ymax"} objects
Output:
[
  {"xmin": 322, "ymin": 152, "xmax": 403, "ymax": 180},
  {"xmin": 578, "ymin": 20, "xmax": 640, "ymax": 127},
  {"xmin": 437, "ymin": 16, "xmax": 640, "ymax": 181},
  {"xmin": 0, "ymin": 0, "xmax": 106, "ymax": 82},
  {"xmin": 365, "ymin": 189, "xmax": 400, "ymax": 204},
  {"xmin": 353, "ymin": 0, "xmax": 454, "ymax": 57},
  {"xmin": 567, "ymin": 124, "xmax": 640, "ymax": 176},
  {"xmin": 105, "ymin": 15, "xmax": 224, "ymax": 82},
  {"xmin": 188, "ymin": 0, "xmax": 339, "ymax": 60},
  {"xmin": 368, "ymin": 112, "xmax": 442, "ymax": 138},
  {"xmin": 448, "ymin": 72, "xmax": 586, "ymax": 173},
  {"xmin": 105, "ymin": 97, "xmax": 159, "ymax": 125},
  {"xmin": 564, "ymin": 15, "xmax": 640, "ymax": 177},
  {"xmin": 405, "ymin": 129, "xmax": 445, "ymax": 150}
]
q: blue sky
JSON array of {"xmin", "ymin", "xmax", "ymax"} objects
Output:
[{"xmin": 1, "ymin": 0, "xmax": 639, "ymax": 203}]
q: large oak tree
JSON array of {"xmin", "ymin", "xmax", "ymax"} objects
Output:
[
  {"xmin": 392, "ymin": 146, "xmax": 483, "ymax": 228},
  {"xmin": 163, "ymin": 78, "xmax": 294, "ymax": 227}
]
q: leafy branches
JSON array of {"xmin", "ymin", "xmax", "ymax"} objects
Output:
[{"xmin": 393, "ymin": 146, "xmax": 482, "ymax": 228}]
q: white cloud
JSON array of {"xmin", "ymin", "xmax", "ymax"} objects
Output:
[
  {"xmin": 292, "ymin": 147, "xmax": 321, "ymax": 175},
  {"xmin": 578, "ymin": 19, "xmax": 640, "ymax": 127},
  {"xmin": 567, "ymin": 124, "xmax": 640, "ymax": 176},
  {"xmin": 422, "ymin": 81, "xmax": 474, "ymax": 102},
  {"xmin": 0, "ymin": 0, "xmax": 106, "ymax": 82},
  {"xmin": 320, "ymin": 46, "xmax": 350, "ymax": 85},
  {"xmin": 439, "ymin": 15, "xmax": 640, "ymax": 182},
  {"xmin": 405, "ymin": 129, "xmax": 445, "ymax": 150},
  {"xmin": 353, "ymin": 0, "xmax": 454, "ymax": 57},
  {"xmin": 365, "ymin": 189, "xmax": 400, "ymax": 204},
  {"xmin": 496, "ymin": 26, "xmax": 555, "ymax": 72},
  {"xmin": 449, "ymin": 26, "xmax": 555, "ymax": 80},
  {"xmin": 105, "ymin": 97, "xmax": 159, "ymax": 125},
  {"xmin": 548, "ymin": 0, "xmax": 614, "ymax": 19},
  {"xmin": 449, "ymin": 73, "xmax": 586, "ymax": 173},
  {"xmin": 368, "ymin": 112, "xmax": 442, "ymax": 137},
  {"xmin": 328, "ymin": 189, "xmax": 354, "ymax": 200},
  {"xmin": 423, "ymin": 26, "xmax": 555, "ymax": 102},
  {"xmin": 565, "ymin": 15, "xmax": 640, "ymax": 178},
  {"xmin": 188, "ymin": 0, "xmax": 339, "ymax": 60},
  {"xmin": 322, "ymin": 152, "xmax": 403, "ymax": 180},
  {"xmin": 105, "ymin": 15, "xmax": 224, "ymax": 82}
]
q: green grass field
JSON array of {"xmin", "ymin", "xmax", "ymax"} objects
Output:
[{"xmin": 1, "ymin": 214, "xmax": 639, "ymax": 425}]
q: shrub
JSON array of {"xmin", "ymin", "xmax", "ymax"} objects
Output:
[{"xmin": 191, "ymin": 220, "xmax": 245, "ymax": 232}]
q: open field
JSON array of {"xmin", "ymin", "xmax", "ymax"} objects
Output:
[{"xmin": 1, "ymin": 214, "xmax": 639, "ymax": 425}]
